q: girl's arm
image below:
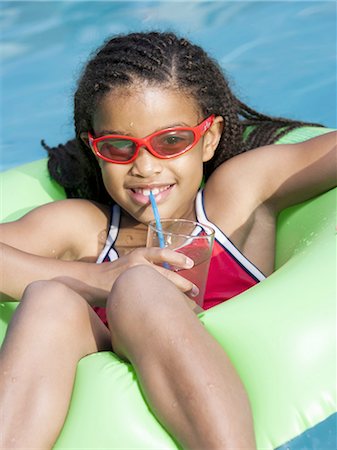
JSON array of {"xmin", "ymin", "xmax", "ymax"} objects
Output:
[
  {"xmin": 0, "ymin": 199, "xmax": 110, "ymax": 303},
  {"xmin": 0, "ymin": 242, "xmax": 112, "ymax": 304},
  {"xmin": 256, "ymin": 130, "xmax": 337, "ymax": 212},
  {"xmin": 1, "ymin": 199, "xmax": 110, "ymax": 262},
  {"xmin": 1, "ymin": 200, "xmax": 196, "ymax": 305},
  {"xmin": 207, "ymin": 130, "xmax": 336, "ymax": 215}
]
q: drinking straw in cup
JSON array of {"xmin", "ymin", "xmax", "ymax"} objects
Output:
[
  {"xmin": 149, "ymin": 191, "xmax": 169, "ymax": 269},
  {"xmin": 149, "ymin": 191, "xmax": 165, "ymax": 249}
]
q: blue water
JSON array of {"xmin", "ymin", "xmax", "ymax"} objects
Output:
[{"xmin": 1, "ymin": 1, "xmax": 336, "ymax": 170}]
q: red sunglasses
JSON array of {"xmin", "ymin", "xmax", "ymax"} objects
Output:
[{"xmin": 88, "ymin": 115, "xmax": 215, "ymax": 164}]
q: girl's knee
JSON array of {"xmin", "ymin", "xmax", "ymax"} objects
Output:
[
  {"xmin": 106, "ymin": 266, "xmax": 178, "ymax": 355},
  {"xmin": 2, "ymin": 280, "xmax": 103, "ymax": 370},
  {"xmin": 107, "ymin": 265, "xmax": 163, "ymax": 316},
  {"xmin": 114, "ymin": 265, "xmax": 160, "ymax": 291},
  {"xmin": 23, "ymin": 279, "xmax": 72, "ymax": 301},
  {"xmin": 20, "ymin": 280, "xmax": 89, "ymax": 328}
]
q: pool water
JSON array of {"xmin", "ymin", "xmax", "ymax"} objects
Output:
[{"xmin": 0, "ymin": 0, "xmax": 336, "ymax": 170}]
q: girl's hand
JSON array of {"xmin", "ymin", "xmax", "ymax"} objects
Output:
[{"xmin": 94, "ymin": 247, "xmax": 198, "ymax": 303}]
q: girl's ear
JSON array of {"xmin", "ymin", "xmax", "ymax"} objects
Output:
[
  {"xmin": 202, "ymin": 116, "xmax": 224, "ymax": 162},
  {"xmin": 80, "ymin": 132, "xmax": 103, "ymax": 167},
  {"xmin": 80, "ymin": 132, "xmax": 91, "ymax": 149}
]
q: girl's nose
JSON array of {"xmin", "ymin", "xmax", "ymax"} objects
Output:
[{"xmin": 130, "ymin": 147, "xmax": 163, "ymax": 177}]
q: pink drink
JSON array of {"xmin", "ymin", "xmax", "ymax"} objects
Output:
[
  {"xmin": 147, "ymin": 219, "xmax": 215, "ymax": 308},
  {"xmin": 173, "ymin": 245, "xmax": 212, "ymax": 307}
]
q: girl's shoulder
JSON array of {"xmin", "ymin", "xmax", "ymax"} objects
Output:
[
  {"xmin": 45, "ymin": 198, "xmax": 111, "ymax": 224},
  {"xmin": 19, "ymin": 198, "xmax": 111, "ymax": 232},
  {"xmin": 203, "ymin": 151, "xmax": 264, "ymax": 240},
  {"xmin": 1, "ymin": 199, "xmax": 111, "ymax": 262}
]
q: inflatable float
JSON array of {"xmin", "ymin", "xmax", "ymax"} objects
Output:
[{"xmin": 0, "ymin": 126, "xmax": 336, "ymax": 449}]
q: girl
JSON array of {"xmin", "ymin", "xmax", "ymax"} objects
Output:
[{"xmin": 0, "ymin": 31, "xmax": 335, "ymax": 449}]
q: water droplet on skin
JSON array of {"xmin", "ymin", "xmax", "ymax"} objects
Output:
[
  {"xmin": 171, "ymin": 401, "xmax": 177, "ymax": 408},
  {"xmin": 11, "ymin": 377, "xmax": 17, "ymax": 383},
  {"xmin": 207, "ymin": 383, "xmax": 215, "ymax": 390}
]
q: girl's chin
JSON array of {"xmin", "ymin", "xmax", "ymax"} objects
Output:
[{"xmin": 124, "ymin": 204, "xmax": 175, "ymax": 226}]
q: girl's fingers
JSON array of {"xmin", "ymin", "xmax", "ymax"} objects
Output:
[
  {"xmin": 144, "ymin": 247, "xmax": 194, "ymax": 270},
  {"xmin": 128, "ymin": 247, "xmax": 199, "ymax": 296},
  {"xmin": 145, "ymin": 248, "xmax": 199, "ymax": 295},
  {"xmin": 155, "ymin": 266, "xmax": 199, "ymax": 298}
]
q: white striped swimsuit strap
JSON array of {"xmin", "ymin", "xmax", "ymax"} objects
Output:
[
  {"xmin": 195, "ymin": 190, "xmax": 266, "ymax": 281},
  {"xmin": 96, "ymin": 204, "xmax": 121, "ymax": 263}
]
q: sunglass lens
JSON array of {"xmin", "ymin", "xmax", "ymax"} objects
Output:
[
  {"xmin": 97, "ymin": 139, "xmax": 136, "ymax": 162},
  {"xmin": 151, "ymin": 130, "xmax": 195, "ymax": 156}
]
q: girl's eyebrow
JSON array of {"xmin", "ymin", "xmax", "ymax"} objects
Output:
[
  {"xmin": 96, "ymin": 129, "xmax": 129, "ymax": 137},
  {"xmin": 96, "ymin": 122, "xmax": 193, "ymax": 137}
]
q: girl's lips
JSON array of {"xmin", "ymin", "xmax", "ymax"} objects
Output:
[{"xmin": 127, "ymin": 184, "xmax": 174, "ymax": 205}]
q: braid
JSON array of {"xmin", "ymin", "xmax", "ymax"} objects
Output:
[
  {"xmin": 237, "ymin": 99, "xmax": 323, "ymax": 150},
  {"xmin": 41, "ymin": 139, "xmax": 111, "ymax": 204},
  {"xmin": 45, "ymin": 31, "xmax": 323, "ymax": 201}
]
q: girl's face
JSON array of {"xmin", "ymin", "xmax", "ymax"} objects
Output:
[{"xmin": 90, "ymin": 85, "xmax": 222, "ymax": 223}]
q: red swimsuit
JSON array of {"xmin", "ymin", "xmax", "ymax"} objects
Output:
[{"xmin": 94, "ymin": 190, "xmax": 265, "ymax": 325}]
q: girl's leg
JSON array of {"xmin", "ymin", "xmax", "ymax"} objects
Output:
[
  {"xmin": 0, "ymin": 280, "xmax": 111, "ymax": 449},
  {"xmin": 107, "ymin": 265, "xmax": 256, "ymax": 450}
]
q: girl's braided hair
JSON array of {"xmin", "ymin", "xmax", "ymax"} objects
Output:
[{"xmin": 43, "ymin": 31, "xmax": 323, "ymax": 204}]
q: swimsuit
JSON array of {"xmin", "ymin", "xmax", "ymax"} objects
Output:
[{"xmin": 94, "ymin": 189, "xmax": 265, "ymax": 325}]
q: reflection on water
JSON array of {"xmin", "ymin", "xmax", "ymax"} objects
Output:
[{"xmin": 0, "ymin": 1, "xmax": 336, "ymax": 170}]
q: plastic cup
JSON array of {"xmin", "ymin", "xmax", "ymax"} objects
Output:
[{"xmin": 146, "ymin": 219, "xmax": 215, "ymax": 307}]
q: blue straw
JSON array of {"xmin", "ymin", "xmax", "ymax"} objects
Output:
[{"xmin": 149, "ymin": 191, "xmax": 166, "ymax": 249}]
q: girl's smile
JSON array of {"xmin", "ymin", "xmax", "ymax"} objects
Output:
[
  {"xmin": 91, "ymin": 85, "xmax": 220, "ymax": 223},
  {"xmin": 127, "ymin": 183, "xmax": 175, "ymax": 206}
]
